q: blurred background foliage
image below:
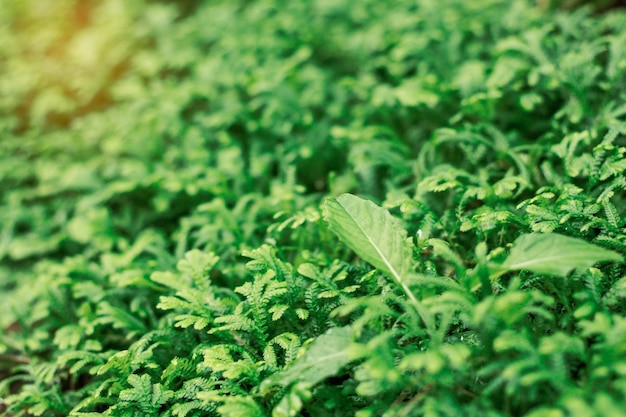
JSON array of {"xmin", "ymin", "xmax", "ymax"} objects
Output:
[
  {"xmin": 1, "ymin": 0, "xmax": 626, "ymax": 335},
  {"xmin": 2, "ymin": 0, "xmax": 625, "ymax": 263},
  {"xmin": 2, "ymin": 0, "xmax": 626, "ymax": 331}
]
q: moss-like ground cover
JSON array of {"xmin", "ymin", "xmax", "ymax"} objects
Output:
[{"xmin": 1, "ymin": 1, "xmax": 626, "ymax": 416}]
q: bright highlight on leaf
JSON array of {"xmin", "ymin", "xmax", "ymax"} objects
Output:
[
  {"xmin": 500, "ymin": 233, "xmax": 624, "ymax": 277},
  {"xmin": 323, "ymin": 193, "xmax": 416, "ymax": 302}
]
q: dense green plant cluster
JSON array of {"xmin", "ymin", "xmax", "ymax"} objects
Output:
[{"xmin": 1, "ymin": 0, "xmax": 626, "ymax": 416}]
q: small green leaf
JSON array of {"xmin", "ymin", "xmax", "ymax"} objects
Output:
[
  {"xmin": 499, "ymin": 233, "xmax": 624, "ymax": 277},
  {"xmin": 323, "ymin": 193, "xmax": 416, "ymax": 302}
]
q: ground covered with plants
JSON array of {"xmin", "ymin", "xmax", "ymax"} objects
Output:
[{"xmin": 1, "ymin": 0, "xmax": 626, "ymax": 416}]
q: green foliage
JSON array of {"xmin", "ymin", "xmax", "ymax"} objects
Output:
[
  {"xmin": 2, "ymin": 0, "xmax": 626, "ymax": 416},
  {"xmin": 324, "ymin": 194, "xmax": 416, "ymax": 302},
  {"xmin": 497, "ymin": 233, "xmax": 624, "ymax": 277},
  {"xmin": 262, "ymin": 326, "xmax": 353, "ymax": 389}
]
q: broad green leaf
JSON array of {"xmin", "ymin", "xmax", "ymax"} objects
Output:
[
  {"xmin": 499, "ymin": 233, "xmax": 623, "ymax": 277},
  {"xmin": 260, "ymin": 326, "xmax": 353, "ymax": 393},
  {"xmin": 323, "ymin": 193, "xmax": 416, "ymax": 302}
]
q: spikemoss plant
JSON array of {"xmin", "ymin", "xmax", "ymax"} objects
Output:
[{"xmin": 1, "ymin": 0, "xmax": 626, "ymax": 416}]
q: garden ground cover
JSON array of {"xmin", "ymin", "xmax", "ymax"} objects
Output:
[{"xmin": 1, "ymin": 0, "xmax": 626, "ymax": 416}]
